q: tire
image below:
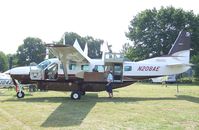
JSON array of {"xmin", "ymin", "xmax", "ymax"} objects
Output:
[
  {"xmin": 17, "ymin": 91, "xmax": 25, "ymax": 98},
  {"xmin": 71, "ymin": 91, "xmax": 81, "ymax": 100}
]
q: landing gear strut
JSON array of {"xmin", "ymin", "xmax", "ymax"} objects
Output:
[{"xmin": 12, "ymin": 78, "xmax": 25, "ymax": 99}]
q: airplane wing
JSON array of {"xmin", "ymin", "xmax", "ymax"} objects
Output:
[
  {"xmin": 46, "ymin": 40, "xmax": 90, "ymax": 63},
  {"xmin": 46, "ymin": 40, "xmax": 91, "ymax": 79}
]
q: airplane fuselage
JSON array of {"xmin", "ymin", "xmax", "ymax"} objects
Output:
[{"xmin": 10, "ymin": 52, "xmax": 190, "ymax": 92}]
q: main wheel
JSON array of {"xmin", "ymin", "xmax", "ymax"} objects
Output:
[
  {"xmin": 17, "ymin": 91, "xmax": 25, "ymax": 98},
  {"xmin": 71, "ymin": 91, "xmax": 81, "ymax": 100}
]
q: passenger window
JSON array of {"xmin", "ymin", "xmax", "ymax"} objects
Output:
[
  {"xmin": 81, "ymin": 65, "xmax": 89, "ymax": 71},
  {"xmin": 124, "ymin": 66, "xmax": 132, "ymax": 71},
  {"xmin": 96, "ymin": 65, "xmax": 104, "ymax": 72},
  {"xmin": 69, "ymin": 64, "xmax": 76, "ymax": 70}
]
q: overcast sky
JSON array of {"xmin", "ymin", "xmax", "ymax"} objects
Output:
[{"xmin": 0, "ymin": 0, "xmax": 198, "ymax": 54}]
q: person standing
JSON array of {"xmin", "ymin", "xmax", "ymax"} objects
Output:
[{"xmin": 106, "ymin": 70, "xmax": 113, "ymax": 98}]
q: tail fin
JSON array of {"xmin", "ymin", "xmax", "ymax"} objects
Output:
[
  {"xmin": 168, "ymin": 30, "xmax": 191, "ymax": 55},
  {"xmin": 168, "ymin": 30, "xmax": 191, "ymax": 64}
]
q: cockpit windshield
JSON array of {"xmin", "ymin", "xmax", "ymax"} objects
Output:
[{"xmin": 37, "ymin": 60, "xmax": 51, "ymax": 69}]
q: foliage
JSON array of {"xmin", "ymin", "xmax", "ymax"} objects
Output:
[
  {"xmin": 84, "ymin": 36, "xmax": 103, "ymax": 59},
  {"xmin": 62, "ymin": 32, "xmax": 84, "ymax": 48},
  {"xmin": 125, "ymin": 6, "xmax": 199, "ymax": 61},
  {"xmin": 179, "ymin": 77, "xmax": 193, "ymax": 84},
  {"xmin": 16, "ymin": 37, "xmax": 46, "ymax": 66},
  {"xmin": 122, "ymin": 43, "xmax": 140, "ymax": 61},
  {"xmin": 0, "ymin": 51, "xmax": 8, "ymax": 72},
  {"xmin": 6, "ymin": 54, "xmax": 18, "ymax": 69},
  {"xmin": 62, "ymin": 32, "xmax": 103, "ymax": 59},
  {"xmin": 191, "ymin": 54, "xmax": 199, "ymax": 77}
]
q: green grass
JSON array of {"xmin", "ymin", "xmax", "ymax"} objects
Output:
[{"xmin": 0, "ymin": 83, "xmax": 199, "ymax": 130}]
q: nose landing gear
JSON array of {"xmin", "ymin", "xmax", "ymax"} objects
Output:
[{"xmin": 17, "ymin": 91, "xmax": 25, "ymax": 98}]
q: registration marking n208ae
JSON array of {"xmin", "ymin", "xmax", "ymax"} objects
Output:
[{"xmin": 137, "ymin": 66, "xmax": 160, "ymax": 71}]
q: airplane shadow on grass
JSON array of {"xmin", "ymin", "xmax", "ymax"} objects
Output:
[
  {"xmin": 176, "ymin": 95, "xmax": 199, "ymax": 104},
  {"xmin": 41, "ymin": 97, "xmax": 96, "ymax": 127},
  {"xmin": 3, "ymin": 93, "xmax": 199, "ymax": 127}
]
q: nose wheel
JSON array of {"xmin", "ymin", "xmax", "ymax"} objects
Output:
[{"xmin": 17, "ymin": 91, "xmax": 25, "ymax": 98}]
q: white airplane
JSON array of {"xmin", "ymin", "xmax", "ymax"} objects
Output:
[{"xmin": 9, "ymin": 30, "xmax": 191, "ymax": 99}]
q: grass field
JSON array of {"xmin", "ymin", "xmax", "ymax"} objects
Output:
[{"xmin": 0, "ymin": 83, "xmax": 199, "ymax": 130}]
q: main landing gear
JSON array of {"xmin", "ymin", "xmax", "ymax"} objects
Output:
[{"xmin": 70, "ymin": 91, "xmax": 86, "ymax": 100}]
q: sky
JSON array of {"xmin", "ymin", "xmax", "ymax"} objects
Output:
[{"xmin": 0, "ymin": 0, "xmax": 199, "ymax": 54}]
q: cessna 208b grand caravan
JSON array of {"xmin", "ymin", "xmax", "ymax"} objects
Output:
[{"xmin": 9, "ymin": 30, "xmax": 191, "ymax": 99}]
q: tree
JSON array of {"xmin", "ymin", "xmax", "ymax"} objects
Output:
[
  {"xmin": 61, "ymin": 32, "xmax": 103, "ymax": 59},
  {"xmin": 191, "ymin": 54, "xmax": 199, "ymax": 78},
  {"xmin": 125, "ymin": 6, "xmax": 199, "ymax": 61},
  {"xmin": 7, "ymin": 54, "xmax": 18, "ymax": 68},
  {"xmin": 17, "ymin": 37, "xmax": 46, "ymax": 66},
  {"xmin": 0, "ymin": 51, "xmax": 8, "ymax": 72},
  {"xmin": 62, "ymin": 32, "xmax": 85, "ymax": 49},
  {"xmin": 84, "ymin": 36, "xmax": 103, "ymax": 59},
  {"xmin": 121, "ymin": 43, "xmax": 138, "ymax": 61}
]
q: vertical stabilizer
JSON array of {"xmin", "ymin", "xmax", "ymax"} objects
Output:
[
  {"xmin": 168, "ymin": 30, "xmax": 191, "ymax": 55},
  {"xmin": 168, "ymin": 30, "xmax": 191, "ymax": 64}
]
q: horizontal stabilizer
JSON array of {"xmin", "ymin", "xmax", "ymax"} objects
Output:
[{"xmin": 166, "ymin": 63, "xmax": 193, "ymax": 67}]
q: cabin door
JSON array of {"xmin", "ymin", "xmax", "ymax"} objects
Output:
[
  {"xmin": 44, "ymin": 63, "xmax": 58, "ymax": 80},
  {"xmin": 113, "ymin": 63, "xmax": 123, "ymax": 82}
]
